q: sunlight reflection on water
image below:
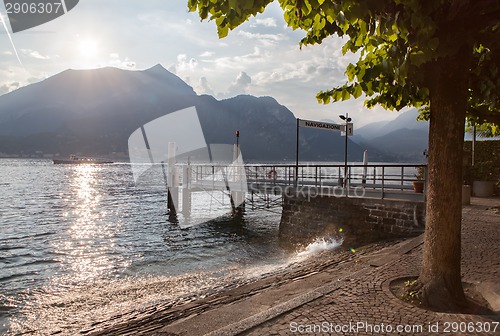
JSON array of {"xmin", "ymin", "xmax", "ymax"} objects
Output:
[
  {"xmin": 50, "ymin": 165, "xmax": 130, "ymax": 283},
  {"xmin": 1, "ymin": 160, "xmax": 339, "ymax": 335}
]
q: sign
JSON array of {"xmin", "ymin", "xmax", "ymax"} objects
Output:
[
  {"xmin": 298, "ymin": 119, "xmax": 345, "ymax": 132},
  {"xmin": 341, "ymin": 122, "xmax": 354, "ymax": 136}
]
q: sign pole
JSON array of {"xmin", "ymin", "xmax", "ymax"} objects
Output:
[
  {"xmin": 296, "ymin": 117, "xmax": 353, "ymax": 190},
  {"xmin": 344, "ymin": 123, "xmax": 349, "ymax": 192},
  {"xmin": 295, "ymin": 118, "xmax": 299, "ymax": 187},
  {"xmin": 339, "ymin": 113, "xmax": 352, "ymax": 196},
  {"xmin": 344, "ymin": 114, "xmax": 348, "ymax": 190}
]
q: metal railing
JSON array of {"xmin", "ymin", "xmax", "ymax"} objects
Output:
[{"xmin": 182, "ymin": 163, "xmax": 427, "ymax": 201}]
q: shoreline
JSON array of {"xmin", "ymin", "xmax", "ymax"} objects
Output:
[
  {"xmin": 83, "ymin": 238, "xmax": 407, "ymax": 335},
  {"xmin": 83, "ymin": 197, "xmax": 500, "ymax": 336}
]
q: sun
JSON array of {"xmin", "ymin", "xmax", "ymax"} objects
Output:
[{"xmin": 78, "ymin": 38, "xmax": 99, "ymax": 58}]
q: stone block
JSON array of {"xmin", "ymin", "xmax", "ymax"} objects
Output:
[{"xmin": 280, "ymin": 194, "xmax": 425, "ymax": 247}]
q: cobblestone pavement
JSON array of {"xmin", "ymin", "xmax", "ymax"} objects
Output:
[
  {"xmin": 244, "ymin": 197, "xmax": 500, "ymax": 336},
  {"xmin": 88, "ymin": 197, "xmax": 499, "ymax": 336}
]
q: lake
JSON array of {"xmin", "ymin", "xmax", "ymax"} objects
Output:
[{"xmin": 0, "ymin": 159, "xmax": 340, "ymax": 335}]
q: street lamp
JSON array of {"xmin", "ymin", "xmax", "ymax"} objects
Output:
[
  {"xmin": 235, "ymin": 130, "xmax": 240, "ymax": 157},
  {"xmin": 339, "ymin": 113, "xmax": 352, "ymax": 190}
]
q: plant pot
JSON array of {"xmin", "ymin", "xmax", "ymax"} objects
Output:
[
  {"xmin": 413, "ymin": 181, "xmax": 424, "ymax": 193},
  {"xmin": 462, "ymin": 185, "xmax": 471, "ymax": 205},
  {"xmin": 472, "ymin": 181, "xmax": 494, "ymax": 197}
]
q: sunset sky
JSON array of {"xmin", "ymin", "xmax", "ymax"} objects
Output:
[{"xmin": 0, "ymin": 0, "xmax": 407, "ymax": 127}]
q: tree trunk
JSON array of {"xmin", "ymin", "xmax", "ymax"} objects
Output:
[{"xmin": 418, "ymin": 50, "xmax": 469, "ymax": 310}]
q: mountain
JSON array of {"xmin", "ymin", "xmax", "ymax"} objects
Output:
[
  {"xmin": 0, "ymin": 65, "xmax": 368, "ymax": 162},
  {"xmin": 351, "ymin": 109, "xmax": 429, "ymax": 162},
  {"xmin": 351, "ymin": 120, "xmax": 389, "ymax": 141}
]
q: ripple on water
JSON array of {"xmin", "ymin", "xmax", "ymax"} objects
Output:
[{"xmin": 1, "ymin": 160, "xmax": 344, "ymax": 335}]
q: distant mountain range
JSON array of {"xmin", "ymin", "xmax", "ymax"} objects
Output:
[
  {"xmin": 0, "ymin": 65, "xmax": 428, "ymax": 162},
  {"xmin": 352, "ymin": 109, "xmax": 429, "ymax": 162}
]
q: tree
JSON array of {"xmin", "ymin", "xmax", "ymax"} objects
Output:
[{"xmin": 187, "ymin": 0, "xmax": 500, "ymax": 310}]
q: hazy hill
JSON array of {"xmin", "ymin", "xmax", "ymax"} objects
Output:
[
  {"xmin": 0, "ymin": 65, "xmax": 367, "ymax": 162},
  {"xmin": 352, "ymin": 109, "xmax": 429, "ymax": 162}
]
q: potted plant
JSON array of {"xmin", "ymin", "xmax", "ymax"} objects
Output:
[
  {"xmin": 413, "ymin": 166, "xmax": 425, "ymax": 193},
  {"xmin": 471, "ymin": 161, "xmax": 496, "ymax": 197}
]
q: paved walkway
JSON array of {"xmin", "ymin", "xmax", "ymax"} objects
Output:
[
  {"xmin": 89, "ymin": 197, "xmax": 500, "ymax": 336},
  {"xmin": 243, "ymin": 197, "xmax": 500, "ymax": 336}
]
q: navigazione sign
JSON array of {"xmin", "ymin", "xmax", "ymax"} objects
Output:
[
  {"xmin": 298, "ymin": 119, "xmax": 344, "ymax": 132},
  {"xmin": 294, "ymin": 118, "xmax": 354, "ymax": 187}
]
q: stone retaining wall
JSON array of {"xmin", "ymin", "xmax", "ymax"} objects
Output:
[{"xmin": 279, "ymin": 194, "xmax": 425, "ymax": 248}]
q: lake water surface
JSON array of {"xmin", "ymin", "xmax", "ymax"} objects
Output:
[{"xmin": 0, "ymin": 159, "xmax": 340, "ymax": 335}]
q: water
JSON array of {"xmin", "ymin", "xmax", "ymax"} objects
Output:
[{"xmin": 0, "ymin": 159, "xmax": 341, "ymax": 335}]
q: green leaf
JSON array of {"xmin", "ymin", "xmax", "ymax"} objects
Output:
[
  {"xmin": 341, "ymin": 89, "xmax": 351, "ymax": 101},
  {"xmin": 333, "ymin": 89, "xmax": 343, "ymax": 102},
  {"xmin": 346, "ymin": 63, "xmax": 356, "ymax": 81},
  {"xmin": 409, "ymin": 50, "xmax": 427, "ymax": 66},
  {"xmin": 388, "ymin": 33, "xmax": 398, "ymax": 42},
  {"xmin": 241, "ymin": 0, "xmax": 255, "ymax": 10},
  {"xmin": 353, "ymin": 84, "xmax": 363, "ymax": 98},
  {"xmin": 229, "ymin": 0, "xmax": 238, "ymax": 12},
  {"xmin": 217, "ymin": 24, "xmax": 229, "ymax": 38}
]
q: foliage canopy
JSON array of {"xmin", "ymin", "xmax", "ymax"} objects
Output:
[
  {"xmin": 187, "ymin": 0, "xmax": 500, "ymax": 310},
  {"xmin": 188, "ymin": 0, "xmax": 499, "ymax": 126}
]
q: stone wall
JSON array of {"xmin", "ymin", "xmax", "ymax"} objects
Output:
[{"xmin": 279, "ymin": 194, "xmax": 425, "ymax": 248}]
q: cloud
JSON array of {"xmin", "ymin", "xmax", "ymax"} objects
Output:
[
  {"xmin": 169, "ymin": 54, "xmax": 196, "ymax": 73},
  {"xmin": 2, "ymin": 51, "xmax": 13, "ymax": 56},
  {"xmin": 137, "ymin": 11, "xmax": 217, "ymax": 48},
  {"xmin": 167, "ymin": 54, "xmax": 202, "ymax": 89},
  {"xmin": 170, "ymin": 54, "xmax": 199, "ymax": 77},
  {"xmin": 203, "ymin": 47, "xmax": 268, "ymax": 72},
  {"xmin": 108, "ymin": 53, "xmax": 136, "ymax": 69},
  {"xmin": 237, "ymin": 31, "xmax": 287, "ymax": 44},
  {"xmin": 167, "ymin": 64, "xmax": 177, "ymax": 73},
  {"xmin": 28, "ymin": 76, "xmax": 45, "ymax": 84},
  {"xmin": 0, "ymin": 82, "xmax": 20, "ymax": 95},
  {"xmin": 227, "ymin": 72, "xmax": 252, "ymax": 97},
  {"xmin": 252, "ymin": 18, "xmax": 277, "ymax": 27},
  {"xmin": 200, "ymin": 51, "xmax": 215, "ymax": 57},
  {"xmin": 177, "ymin": 54, "xmax": 198, "ymax": 71},
  {"xmin": 20, "ymin": 49, "xmax": 50, "ymax": 60},
  {"xmin": 195, "ymin": 77, "xmax": 214, "ymax": 95}
]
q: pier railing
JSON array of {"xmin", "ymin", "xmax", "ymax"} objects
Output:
[{"xmin": 186, "ymin": 163, "xmax": 427, "ymax": 201}]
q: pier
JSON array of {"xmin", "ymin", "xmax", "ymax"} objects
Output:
[
  {"xmin": 170, "ymin": 163, "xmax": 427, "ymax": 213},
  {"xmin": 158, "ymin": 162, "xmax": 427, "ymax": 246}
]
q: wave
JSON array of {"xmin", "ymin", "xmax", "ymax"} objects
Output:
[{"xmin": 296, "ymin": 237, "xmax": 344, "ymax": 259}]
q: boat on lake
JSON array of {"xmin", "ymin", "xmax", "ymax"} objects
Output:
[{"xmin": 53, "ymin": 154, "xmax": 113, "ymax": 164}]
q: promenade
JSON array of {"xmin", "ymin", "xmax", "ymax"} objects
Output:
[{"xmin": 88, "ymin": 197, "xmax": 499, "ymax": 336}]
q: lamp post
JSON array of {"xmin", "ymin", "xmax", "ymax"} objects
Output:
[
  {"xmin": 472, "ymin": 122, "xmax": 476, "ymax": 166},
  {"xmin": 235, "ymin": 130, "xmax": 240, "ymax": 157},
  {"xmin": 339, "ymin": 113, "xmax": 352, "ymax": 190}
]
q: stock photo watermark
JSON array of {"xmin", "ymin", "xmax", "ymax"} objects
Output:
[
  {"xmin": 128, "ymin": 106, "xmax": 248, "ymax": 227},
  {"xmin": 2, "ymin": 0, "xmax": 79, "ymax": 33},
  {"xmin": 290, "ymin": 321, "xmax": 499, "ymax": 334},
  {"xmin": 127, "ymin": 106, "xmax": 369, "ymax": 227}
]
